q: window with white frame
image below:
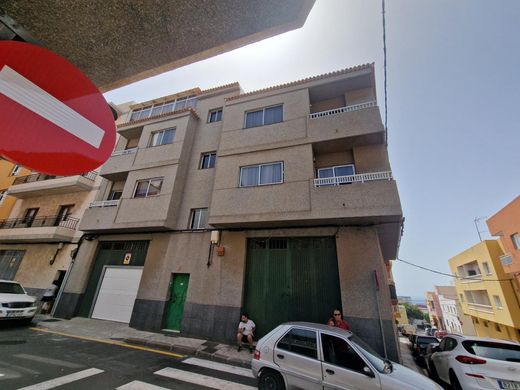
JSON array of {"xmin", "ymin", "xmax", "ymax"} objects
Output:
[
  {"xmin": 0, "ymin": 190, "xmax": 6, "ymax": 204},
  {"xmin": 200, "ymin": 152, "xmax": 216, "ymax": 169},
  {"xmin": 493, "ymin": 295, "xmax": 503, "ymax": 309},
  {"xmin": 130, "ymin": 96, "xmax": 197, "ymax": 121},
  {"xmin": 511, "ymin": 233, "xmax": 520, "ymax": 250},
  {"xmin": 317, "ymin": 164, "xmax": 355, "ymax": 185},
  {"xmin": 133, "ymin": 178, "xmax": 163, "ymax": 198},
  {"xmin": 208, "ymin": 108, "xmax": 223, "ymax": 123},
  {"xmin": 240, "ymin": 162, "xmax": 283, "ymax": 187},
  {"xmin": 149, "ymin": 128, "xmax": 175, "ymax": 147},
  {"xmin": 10, "ymin": 165, "xmax": 21, "ymax": 176},
  {"xmin": 245, "ymin": 105, "xmax": 283, "ymax": 128},
  {"xmin": 190, "ymin": 208, "xmax": 208, "ymax": 229},
  {"xmin": 482, "ymin": 261, "xmax": 491, "ymax": 275}
]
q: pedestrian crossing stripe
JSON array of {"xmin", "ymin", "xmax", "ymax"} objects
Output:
[
  {"xmin": 17, "ymin": 368, "xmax": 104, "ymax": 390},
  {"xmin": 116, "ymin": 380, "xmax": 170, "ymax": 390},
  {"xmin": 182, "ymin": 357, "xmax": 254, "ymax": 378},
  {"xmin": 155, "ymin": 367, "xmax": 256, "ymax": 390}
]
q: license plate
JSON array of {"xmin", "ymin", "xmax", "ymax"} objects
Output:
[
  {"xmin": 499, "ymin": 380, "xmax": 520, "ymax": 390},
  {"xmin": 6, "ymin": 311, "xmax": 25, "ymax": 317}
]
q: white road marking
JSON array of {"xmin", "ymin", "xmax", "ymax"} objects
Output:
[
  {"xmin": 154, "ymin": 367, "xmax": 256, "ymax": 390},
  {"xmin": 116, "ymin": 381, "xmax": 170, "ymax": 390},
  {"xmin": 14, "ymin": 354, "xmax": 83, "ymax": 368},
  {"xmin": 0, "ymin": 65, "xmax": 105, "ymax": 148},
  {"xmin": 182, "ymin": 357, "xmax": 254, "ymax": 378},
  {"xmin": 17, "ymin": 368, "xmax": 104, "ymax": 390}
]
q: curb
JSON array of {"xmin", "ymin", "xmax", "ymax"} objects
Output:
[{"xmin": 124, "ymin": 338, "xmax": 252, "ymax": 369}]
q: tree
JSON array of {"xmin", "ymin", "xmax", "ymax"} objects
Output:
[
  {"xmin": 423, "ymin": 313, "xmax": 430, "ymax": 323},
  {"xmin": 403, "ymin": 303, "xmax": 424, "ymax": 321}
]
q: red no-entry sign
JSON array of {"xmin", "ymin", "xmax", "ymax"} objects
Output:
[{"xmin": 0, "ymin": 41, "xmax": 116, "ymax": 176}]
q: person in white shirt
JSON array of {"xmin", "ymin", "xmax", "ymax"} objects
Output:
[{"xmin": 237, "ymin": 313, "xmax": 256, "ymax": 352}]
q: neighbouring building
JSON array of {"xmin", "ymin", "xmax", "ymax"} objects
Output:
[
  {"xmin": 449, "ymin": 240, "xmax": 520, "ymax": 342},
  {"xmin": 487, "ymin": 196, "xmax": 520, "ymax": 302},
  {"xmin": 426, "ymin": 290, "xmax": 443, "ymax": 330},
  {"xmin": 397, "ymin": 296, "xmax": 412, "ymax": 304},
  {"xmin": 436, "ymin": 285, "xmax": 475, "ymax": 335},
  {"xmin": 395, "ymin": 304, "xmax": 409, "ymax": 326},
  {"xmin": 0, "ymin": 159, "xmax": 31, "ymax": 220},
  {"xmin": 54, "ymin": 64, "xmax": 404, "ymax": 360}
]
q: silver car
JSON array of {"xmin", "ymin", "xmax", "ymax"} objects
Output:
[{"xmin": 252, "ymin": 322, "xmax": 442, "ymax": 390}]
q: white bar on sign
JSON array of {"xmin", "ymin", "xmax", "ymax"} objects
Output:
[
  {"xmin": 154, "ymin": 367, "xmax": 256, "ymax": 390},
  {"xmin": 0, "ymin": 65, "xmax": 105, "ymax": 148},
  {"xmin": 17, "ymin": 368, "xmax": 104, "ymax": 390}
]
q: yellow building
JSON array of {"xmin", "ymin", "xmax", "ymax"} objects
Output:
[
  {"xmin": 396, "ymin": 304, "xmax": 409, "ymax": 326},
  {"xmin": 0, "ymin": 159, "xmax": 31, "ymax": 220},
  {"xmin": 449, "ymin": 240, "xmax": 520, "ymax": 342}
]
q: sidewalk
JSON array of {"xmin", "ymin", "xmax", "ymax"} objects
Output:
[
  {"xmin": 32, "ymin": 315, "xmax": 254, "ymax": 368},
  {"xmin": 398, "ymin": 335, "xmax": 428, "ymax": 375}
]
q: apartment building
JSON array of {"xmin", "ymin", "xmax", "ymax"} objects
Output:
[
  {"xmin": 436, "ymin": 285, "xmax": 476, "ymax": 335},
  {"xmin": 487, "ymin": 196, "xmax": 520, "ymax": 301},
  {"xmin": 54, "ymin": 64, "xmax": 403, "ymax": 360},
  {"xmin": 426, "ymin": 290, "xmax": 443, "ymax": 330},
  {"xmin": 449, "ymin": 240, "xmax": 520, "ymax": 342},
  {"xmin": 0, "ymin": 160, "xmax": 31, "ymax": 220},
  {"xmin": 395, "ymin": 304, "xmax": 409, "ymax": 326}
]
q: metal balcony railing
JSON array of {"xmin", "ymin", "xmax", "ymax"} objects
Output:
[
  {"xmin": 111, "ymin": 148, "xmax": 137, "ymax": 157},
  {"xmin": 88, "ymin": 200, "xmax": 120, "ymax": 208},
  {"xmin": 313, "ymin": 171, "xmax": 392, "ymax": 187},
  {"xmin": 309, "ymin": 100, "xmax": 377, "ymax": 119},
  {"xmin": 12, "ymin": 171, "xmax": 97, "ymax": 185},
  {"xmin": 0, "ymin": 215, "xmax": 79, "ymax": 230}
]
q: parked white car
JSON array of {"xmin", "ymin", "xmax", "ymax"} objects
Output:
[
  {"xmin": 252, "ymin": 322, "xmax": 442, "ymax": 390},
  {"xmin": 429, "ymin": 334, "xmax": 520, "ymax": 390},
  {"xmin": 0, "ymin": 280, "xmax": 37, "ymax": 323}
]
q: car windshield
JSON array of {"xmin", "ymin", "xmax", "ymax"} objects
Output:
[
  {"xmin": 462, "ymin": 340, "xmax": 520, "ymax": 363},
  {"xmin": 349, "ymin": 334, "xmax": 386, "ymax": 373},
  {"xmin": 0, "ymin": 282, "xmax": 25, "ymax": 294},
  {"xmin": 418, "ymin": 336, "xmax": 438, "ymax": 345}
]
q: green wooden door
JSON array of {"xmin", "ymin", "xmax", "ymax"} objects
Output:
[
  {"xmin": 243, "ymin": 237, "xmax": 341, "ymax": 338},
  {"xmin": 164, "ymin": 273, "xmax": 190, "ymax": 331}
]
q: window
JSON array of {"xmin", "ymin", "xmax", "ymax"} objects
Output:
[
  {"xmin": 511, "ymin": 233, "xmax": 520, "ymax": 250},
  {"xmin": 133, "ymin": 178, "xmax": 163, "ymax": 198},
  {"xmin": 129, "ymin": 97, "xmax": 197, "ymax": 121},
  {"xmin": 200, "ymin": 152, "xmax": 216, "ymax": 169},
  {"xmin": 208, "ymin": 108, "xmax": 223, "ymax": 123},
  {"xmin": 462, "ymin": 340, "xmax": 520, "ymax": 362},
  {"xmin": 495, "ymin": 323, "xmax": 502, "ymax": 332},
  {"xmin": 190, "ymin": 208, "xmax": 208, "ymax": 230},
  {"xmin": 493, "ymin": 295, "xmax": 503, "ymax": 309},
  {"xmin": 321, "ymin": 334, "xmax": 367, "ymax": 374},
  {"xmin": 245, "ymin": 104, "xmax": 283, "ymax": 128},
  {"xmin": 482, "ymin": 262, "xmax": 491, "ymax": 275},
  {"xmin": 474, "ymin": 317, "xmax": 479, "ymax": 324},
  {"xmin": 22, "ymin": 208, "xmax": 39, "ymax": 227},
  {"xmin": 484, "ymin": 321, "xmax": 489, "ymax": 328},
  {"xmin": 440, "ymin": 337, "xmax": 458, "ymax": 351},
  {"xmin": 149, "ymin": 128, "xmax": 175, "ymax": 147},
  {"xmin": 317, "ymin": 165, "xmax": 355, "ymax": 185},
  {"xmin": 277, "ymin": 328, "xmax": 317, "ymax": 359},
  {"xmin": 108, "ymin": 190, "xmax": 122, "ymax": 201},
  {"xmin": 54, "ymin": 205, "xmax": 73, "ymax": 226},
  {"xmin": 10, "ymin": 165, "xmax": 21, "ymax": 176},
  {"xmin": 0, "ymin": 190, "xmax": 5, "ymax": 205},
  {"xmin": 240, "ymin": 162, "xmax": 283, "ymax": 187}
]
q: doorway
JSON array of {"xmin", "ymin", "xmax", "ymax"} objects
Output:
[{"xmin": 163, "ymin": 273, "xmax": 190, "ymax": 331}]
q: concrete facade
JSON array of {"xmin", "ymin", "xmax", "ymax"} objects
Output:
[{"xmin": 55, "ymin": 65, "xmax": 403, "ymax": 360}]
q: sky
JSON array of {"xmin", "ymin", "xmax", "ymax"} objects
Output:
[{"xmin": 104, "ymin": 0, "xmax": 520, "ymax": 301}]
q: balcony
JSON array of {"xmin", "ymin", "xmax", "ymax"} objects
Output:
[
  {"xmin": 99, "ymin": 148, "xmax": 137, "ymax": 178},
  {"xmin": 0, "ymin": 215, "xmax": 79, "ymax": 243},
  {"xmin": 467, "ymin": 302, "xmax": 494, "ymax": 314},
  {"xmin": 313, "ymin": 171, "xmax": 392, "ymax": 187},
  {"xmin": 307, "ymin": 101, "xmax": 385, "ymax": 144},
  {"xmin": 8, "ymin": 172, "xmax": 97, "ymax": 199}
]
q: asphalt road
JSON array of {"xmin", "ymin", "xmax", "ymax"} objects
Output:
[{"xmin": 0, "ymin": 321, "xmax": 257, "ymax": 390}]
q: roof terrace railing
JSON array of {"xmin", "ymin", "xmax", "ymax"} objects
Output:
[
  {"xmin": 12, "ymin": 171, "xmax": 98, "ymax": 185},
  {"xmin": 313, "ymin": 171, "xmax": 392, "ymax": 187},
  {"xmin": 309, "ymin": 100, "xmax": 377, "ymax": 119}
]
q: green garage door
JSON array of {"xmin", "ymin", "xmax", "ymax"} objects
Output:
[{"xmin": 243, "ymin": 237, "xmax": 342, "ymax": 338}]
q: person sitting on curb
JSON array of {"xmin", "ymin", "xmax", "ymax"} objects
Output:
[{"xmin": 237, "ymin": 313, "xmax": 255, "ymax": 353}]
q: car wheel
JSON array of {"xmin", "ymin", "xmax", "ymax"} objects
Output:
[
  {"xmin": 258, "ymin": 369, "xmax": 285, "ymax": 390},
  {"xmin": 449, "ymin": 370, "xmax": 462, "ymax": 390}
]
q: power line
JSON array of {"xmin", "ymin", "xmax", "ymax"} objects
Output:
[
  {"xmin": 395, "ymin": 257, "xmax": 512, "ymax": 282},
  {"xmin": 382, "ymin": 0, "xmax": 388, "ymax": 145}
]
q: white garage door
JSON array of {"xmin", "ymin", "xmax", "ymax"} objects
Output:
[{"xmin": 91, "ymin": 267, "xmax": 143, "ymax": 323}]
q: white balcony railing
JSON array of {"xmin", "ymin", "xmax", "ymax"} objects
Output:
[
  {"xmin": 111, "ymin": 148, "xmax": 137, "ymax": 157},
  {"xmin": 467, "ymin": 302, "xmax": 494, "ymax": 314},
  {"xmin": 313, "ymin": 171, "xmax": 392, "ymax": 187},
  {"xmin": 309, "ymin": 101, "xmax": 377, "ymax": 119},
  {"xmin": 461, "ymin": 274, "xmax": 483, "ymax": 283},
  {"xmin": 88, "ymin": 200, "xmax": 120, "ymax": 208}
]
